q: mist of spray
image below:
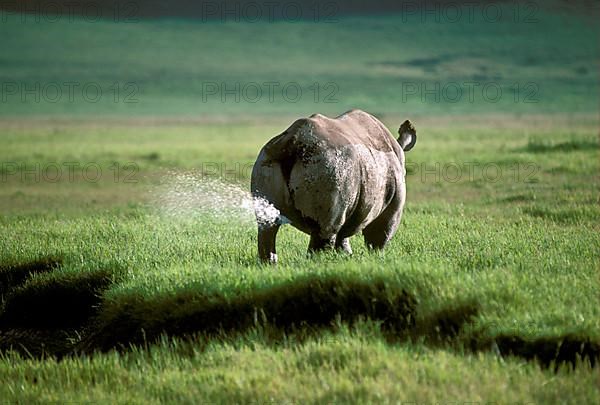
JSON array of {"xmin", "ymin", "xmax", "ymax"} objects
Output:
[{"xmin": 153, "ymin": 171, "xmax": 287, "ymax": 227}]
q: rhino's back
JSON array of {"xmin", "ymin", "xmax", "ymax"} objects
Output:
[
  {"xmin": 309, "ymin": 110, "xmax": 398, "ymax": 152},
  {"xmin": 263, "ymin": 109, "xmax": 401, "ymax": 161}
]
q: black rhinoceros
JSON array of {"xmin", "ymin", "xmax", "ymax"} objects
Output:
[{"xmin": 251, "ymin": 109, "xmax": 416, "ymax": 263}]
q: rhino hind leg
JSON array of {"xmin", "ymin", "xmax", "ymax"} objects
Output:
[
  {"xmin": 362, "ymin": 198, "xmax": 403, "ymax": 250},
  {"xmin": 363, "ymin": 225, "xmax": 391, "ymax": 250},
  {"xmin": 335, "ymin": 237, "xmax": 353, "ymax": 255},
  {"xmin": 307, "ymin": 233, "xmax": 336, "ymax": 254},
  {"xmin": 258, "ymin": 224, "xmax": 280, "ymax": 264}
]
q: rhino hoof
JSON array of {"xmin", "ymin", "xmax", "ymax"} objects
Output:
[{"xmin": 266, "ymin": 253, "xmax": 278, "ymax": 265}]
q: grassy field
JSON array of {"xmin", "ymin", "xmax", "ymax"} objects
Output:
[
  {"xmin": 1, "ymin": 114, "xmax": 598, "ymax": 402},
  {"xmin": 1, "ymin": 3, "xmax": 598, "ymax": 117},
  {"xmin": 1, "ymin": 2, "xmax": 600, "ymax": 403}
]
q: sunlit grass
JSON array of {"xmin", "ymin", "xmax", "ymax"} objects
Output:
[{"xmin": 1, "ymin": 113, "xmax": 599, "ymax": 402}]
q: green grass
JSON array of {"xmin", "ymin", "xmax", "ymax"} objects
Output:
[
  {"xmin": 0, "ymin": 113, "xmax": 598, "ymax": 402},
  {"xmin": 1, "ymin": 2, "xmax": 600, "ymax": 402}
]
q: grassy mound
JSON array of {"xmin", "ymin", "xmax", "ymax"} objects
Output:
[
  {"xmin": 80, "ymin": 275, "xmax": 418, "ymax": 352},
  {"xmin": 0, "ymin": 256, "xmax": 63, "ymax": 296},
  {"xmin": 0, "ymin": 258, "xmax": 598, "ymax": 370}
]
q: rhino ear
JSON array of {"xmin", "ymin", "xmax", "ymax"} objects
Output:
[{"xmin": 398, "ymin": 120, "xmax": 417, "ymax": 152}]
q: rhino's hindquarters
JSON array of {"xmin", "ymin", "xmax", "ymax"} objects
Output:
[
  {"xmin": 362, "ymin": 178, "xmax": 405, "ymax": 249},
  {"xmin": 251, "ymin": 112, "xmax": 411, "ymax": 263}
]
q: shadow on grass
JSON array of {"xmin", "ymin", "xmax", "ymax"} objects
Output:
[
  {"xmin": 494, "ymin": 334, "xmax": 598, "ymax": 370},
  {"xmin": 0, "ymin": 257, "xmax": 118, "ymax": 358},
  {"xmin": 401, "ymin": 303, "xmax": 599, "ymax": 370},
  {"xmin": 0, "ymin": 269, "xmax": 115, "ymax": 329},
  {"xmin": 0, "ymin": 257, "xmax": 598, "ymax": 370},
  {"xmin": 522, "ymin": 205, "xmax": 599, "ymax": 224}
]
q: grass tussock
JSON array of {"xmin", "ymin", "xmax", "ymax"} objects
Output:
[
  {"xmin": 80, "ymin": 275, "xmax": 418, "ymax": 352},
  {"xmin": 410, "ymin": 301, "xmax": 481, "ymax": 345},
  {"xmin": 0, "ymin": 256, "xmax": 63, "ymax": 296},
  {"xmin": 413, "ymin": 305, "xmax": 600, "ymax": 370}
]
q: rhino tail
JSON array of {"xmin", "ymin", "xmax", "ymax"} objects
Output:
[{"xmin": 398, "ymin": 120, "xmax": 417, "ymax": 152}]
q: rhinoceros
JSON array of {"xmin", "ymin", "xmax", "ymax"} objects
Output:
[{"xmin": 251, "ymin": 109, "xmax": 416, "ymax": 263}]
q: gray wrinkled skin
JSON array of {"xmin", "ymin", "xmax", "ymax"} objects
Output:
[{"xmin": 251, "ymin": 109, "xmax": 416, "ymax": 263}]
